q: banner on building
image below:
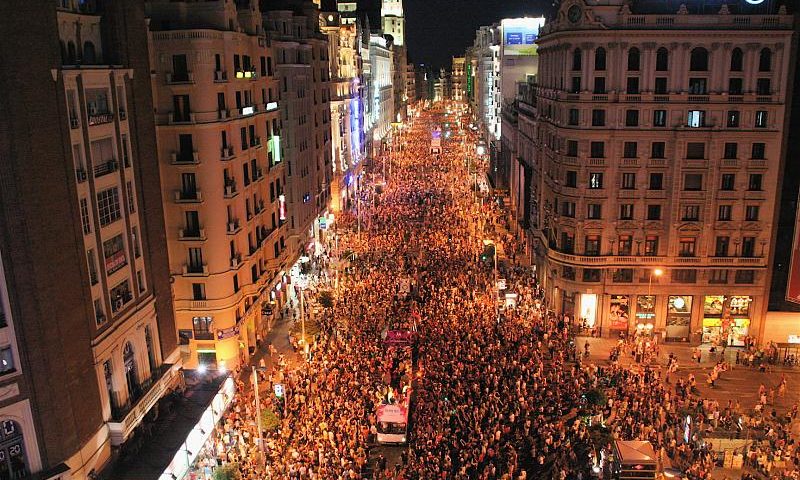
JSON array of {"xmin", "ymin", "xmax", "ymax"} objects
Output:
[{"xmin": 609, "ymin": 295, "xmax": 630, "ymax": 330}]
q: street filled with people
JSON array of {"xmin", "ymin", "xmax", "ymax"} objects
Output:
[{"xmin": 189, "ymin": 105, "xmax": 800, "ymax": 480}]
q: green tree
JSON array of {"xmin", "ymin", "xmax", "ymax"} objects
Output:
[
  {"xmin": 317, "ymin": 290, "xmax": 334, "ymax": 308},
  {"xmin": 261, "ymin": 408, "xmax": 281, "ymax": 432},
  {"xmin": 584, "ymin": 388, "xmax": 607, "ymax": 407},
  {"xmin": 212, "ymin": 463, "xmax": 240, "ymax": 480}
]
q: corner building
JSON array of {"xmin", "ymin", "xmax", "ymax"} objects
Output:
[
  {"xmin": 0, "ymin": 0, "xmax": 179, "ymax": 477},
  {"xmin": 528, "ymin": 0, "xmax": 796, "ymax": 344}
]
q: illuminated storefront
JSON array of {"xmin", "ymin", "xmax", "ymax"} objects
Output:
[
  {"xmin": 579, "ymin": 293, "xmax": 598, "ymax": 328},
  {"xmin": 635, "ymin": 295, "xmax": 656, "ymax": 330},
  {"xmin": 609, "ymin": 295, "xmax": 630, "ymax": 332},
  {"xmin": 702, "ymin": 295, "xmax": 751, "ymax": 346},
  {"xmin": 666, "ymin": 295, "xmax": 692, "ymax": 342}
]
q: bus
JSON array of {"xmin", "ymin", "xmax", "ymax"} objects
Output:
[{"xmin": 376, "ymin": 327, "xmax": 416, "ymax": 444}]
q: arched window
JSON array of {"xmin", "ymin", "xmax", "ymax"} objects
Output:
[
  {"xmin": 67, "ymin": 41, "xmax": 76, "ymax": 64},
  {"xmin": 730, "ymin": 48, "xmax": 743, "ymax": 72},
  {"xmin": 759, "ymin": 48, "xmax": 772, "ymax": 72},
  {"xmin": 627, "ymin": 47, "xmax": 640, "ymax": 71},
  {"xmin": 656, "ymin": 48, "xmax": 669, "ymax": 71},
  {"xmin": 82, "ymin": 41, "xmax": 96, "ymax": 64},
  {"xmin": 123, "ymin": 342, "xmax": 139, "ymax": 400},
  {"xmin": 572, "ymin": 48, "xmax": 582, "ymax": 71},
  {"xmin": 690, "ymin": 47, "xmax": 709, "ymax": 71},
  {"xmin": 0, "ymin": 420, "xmax": 28, "ymax": 479},
  {"xmin": 594, "ymin": 47, "xmax": 606, "ymax": 71},
  {"xmin": 145, "ymin": 326, "xmax": 157, "ymax": 374}
]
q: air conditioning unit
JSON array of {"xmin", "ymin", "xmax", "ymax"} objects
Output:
[{"xmin": 225, "ymin": 184, "xmax": 235, "ymax": 196}]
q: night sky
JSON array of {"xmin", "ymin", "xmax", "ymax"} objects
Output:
[{"xmin": 322, "ymin": 0, "xmax": 554, "ymax": 70}]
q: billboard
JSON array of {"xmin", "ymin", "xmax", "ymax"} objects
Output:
[{"xmin": 501, "ymin": 17, "xmax": 545, "ymax": 56}]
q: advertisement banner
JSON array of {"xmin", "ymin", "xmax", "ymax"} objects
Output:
[
  {"xmin": 635, "ymin": 295, "xmax": 656, "ymax": 321},
  {"xmin": 609, "ymin": 295, "xmax": 630, "ymax": 330},
  {"xmin": 729, "ymin": 296, "xmax": 751, "ymax": 316},
  {"xmin": 666, "ymin": 295, "xmax": 693, "ymax": 341},
  {"xmin": 501, "ymin": 17, "xmax": 545, "ymax": 56},
  {"xmin": 703, "ymin": 295, "xmax": 725, "ymax": 316}
]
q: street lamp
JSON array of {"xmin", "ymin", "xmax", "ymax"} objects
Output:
[{"xmin": 648, "ymin": 268, "xmax": 663, "ymax": 297}]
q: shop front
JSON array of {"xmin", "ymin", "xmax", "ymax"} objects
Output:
[
  {"xmin": 702, "ymin": 295, "xmax": 752, "ymax": 346},
  {"xmin": 579, "ymin": 293, "xmax": 598, "ymax": 331},
  {"xmin": 634, "ymin": 295, "xmax": 656, "ymax": 336},
  {"xmin": 666, "ymin": 295, "xmax": 692, "ymax": 342},
  {"xmin": 609, "ymin": 295, "xmax": 631, "ymax": 333}
]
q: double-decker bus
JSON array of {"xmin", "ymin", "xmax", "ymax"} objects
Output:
[{"xmin": 376, "ymin": 324, "xmax": 416, "ymax": 444}]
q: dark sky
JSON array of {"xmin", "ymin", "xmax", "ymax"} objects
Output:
[{"xmin": 323, "ymin": 0, "xmax": 554, "ymax": 70}]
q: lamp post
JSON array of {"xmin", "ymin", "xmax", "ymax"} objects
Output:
[
  {"xmin": 648, "ymin": 268, "xmax": 664, "ymax": 297},
  {"xmin": 252, "ymin": 368, "xmax": 266, "ymax": 467}
]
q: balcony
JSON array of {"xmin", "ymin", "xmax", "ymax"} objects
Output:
[
  {"xmin": 174, "ymin": 189, "xmax": 203, "ymax": 203},
  {"xmin": 88, "ymin": 112, "xmax": 114, "ymax": 126},
  {"xmin": 169, "ymin": 112, "xmax": 195, "ymax": 124},
  {"xmin": 214, "ymin": 70, "xmax": 228, "ymax": 82},
  {"xmin": 224, "ymin": 182, "xmax": 238, "ymax": 199},
  {"xmin": 234, "ymin": 69, "xmax": 257, "ymax": 81},
  {"xmin": 93, "ymin": 159, "xmax": 119, "ymax": 178},
  {"xmin": 221, "ymin": 146, "xmax": 235, "ymax": 161},
  {"xmin": 179, "ymin": 228, "xmax": 206, "ymax": 241},
  {"xmin": 75, "ymin": 168, "xmax": 88, "ymax": 183},
  {"xmin": 166, "ymin": 71, "xmax": 194, "ymax": 84},
  {"xmin": 107, "ymin": 364, "xmax": 177, "ymax": 446},
  {"xmin": 230, "ymin": 254, "xmax": 242, "ymax": 269},
  {"xmin": 251, "ymin": 136, "xmax": 262, "ymax": 148},
  {"xmin": 748, "ymin": 160, "xmax": 768, "ymax": 170},
  {"xmin": 254, "ymin": 168, "xmax": 264, "ymax": 181},
  {"xmin": 182, "ymin": 263, "xmax": 209, "ymax": 276},
  {"xmin": 721, "ymin": 159, "xmax": 738, "ymax": 168},
  {"xmin": 254, "ymin": 200, "xmax": 265, "ymax": 214},
  {"xmin": 218, "ymin": 109, "xmax": 230, "ymax": 120},
  {"xmin": 227, "ymin": 219, "xmax": 241, "ymax": 234},
  {"xmin": 171, "ymin": 151, "xmax": 200, "ymax": 165},
  {"xmin": 264, "ymin": 101, "xmax": 279, "ymax": 112}
]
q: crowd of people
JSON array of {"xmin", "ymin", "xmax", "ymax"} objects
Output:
[{"xmin": 186, "ymin": 106, "xmax": 800, "ymax": 480}]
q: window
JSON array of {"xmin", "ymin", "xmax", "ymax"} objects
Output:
[
  {"xmin": 729, "ymin": 78, "xmax": 743, "ymax": 95},
  {"xmin": 571, "ymin": 76, "xmax": 581, "ymax": 94},
  {"xmin": 755, "ymin": 111, "xmax": 768, "ymax": 128},
  {"xmin": 627, "ymin": 48, "xmax": 640, "ymax": 71},
  {"xmin": 594, "ymin": 47, "xmax": 606, "ymax": 71},
  {"xmin": 653, "ymin": 110, "xmax": 667, "ymax": 127},
  {"xmin": 720, "ymin": 174, "xmax": 735, "ymax": 191},
  {"xmin": 672, "ymin": 269, "xmax": 697, "ymax": 283},
  {"xmin": 759, "ymin": 48, "xmax": 772, "ymax": 72},
  {"xmin": 757, "ymin": 78, "xmax": 771, "ymax": 95},
  {"xmin": 626, "ymin": 77, "xmax": 640, "ymax": 94},
  {"xmin": 682, "ymin": 205, "xmax": 700, "ymax": 221},
  {"xmin": 620, "ymin": 204, "xmax": 634, "ymax": 220},
  {"xmin": 723, "ymin": 143, "xmax": 738, "ymax": 159},
  {"xmin": 567, "ymin": 140, "xmax": 578, "ymax": 157},
  {"xmin": 109, "ymin": 279, "xmax": 132, "ymax": 313},
  {"xmin": 562, "ymin": 266, "xmax": 576, "ymax": 280},
  {"xmin": 561, "ymin": 232, "xmax": 575, "ymax": 253},
  {"xmin": 748, "ymin": 174, "xmax": 763, "ymax": 191},
  {"xmin": 132, "ymin": 226, "xmax": 140, "ymax": 258},
  {"xmin": 752, "ymin": 143, "xmax": 765, "ymax": 159},
  {"xmin": 590, "ymin": 142, "xmax": 604, "ymax": 158},
  {"xmin": 679, "ymin": 237, "xmax": 696, "ymax": 257},
  {"xmin": 715, "ymin": 236, "xmax": 730, "ymax": 257},
  {"xmin": 656, "ymin": 48, "xmax": 669, "ymax": 71},
  {"xmin": 622, "ymin": 173, "xmax": 636, "ymax": 190},
  {"xmin": 690, "ymin": 47, "xmax": 709, "ymax": 71},
  {"xmin": 589, "ymin": 172, "xmax": 603, "ymax": 188},
  {"xmin": 192, "ymin": 283, "xmax": 206, "ymax": 300},
  {"xmin": 735, "ymin": 270, "xmax": 755, "ymax": 284},
  {"xmin": 102, "ymin": 235, "xmax": 127, "ymax": 275},
  {"xmin": 687, "ymin": 110, "xmax": 706, "ymax": 128},
  {"xmin": 561, "ymin": 201, "xmax": 576, "ymax": 217},
  {"xmin": 80, "ymin": 198, "xmax": 91, "ymax": 234},
  {"xmin": 647, "ymin": 204, "xmax": 662, "ymax": 220},
  {"xmin": 619, "ymin": 235, "xmax": 633, "ymax": 255},
  {"xmin": 686, "ymin": 142, "xmax": 705, "ymax": 159},
  {"xmin": 651, "ymin": 142, "xmax": 665, "ymax": 159},
  {"xmin": 572, "ymin": 48, "xmax": 582, "ymax": 71},
  {"xmin": 730, "ymin": 48, "xmax": 743, "ymax": 72},
  {"xmin": 649, "ymin": 173, "xmax": 663, "ymax": 190},
  {"xmin": 568, "ymin": 109, "xmax": 579, "ymax": 125},
  {"xmin": 727, "ymin": 110, "xmax": 740, "ymax": 128},
  {"xmin": 587, "ymin": 204, "xmax": 602, "ymax": 219},
  {"xmin": 625, "ymin": 109, "xmax": 639, "ymax": 127},
  {"xmin": 623, "ymin": 142, "xmax": 637, "ymax": 159},
  {"xmin": 654, "ymin": 77, "xmax": 668, "ymax": 94},
  {"xmin": 96, "ymin": 188, "xmax": 121, "ymax": 227},
  {"xmin": 193, "ymin": 316, "xmax": 213, "ymax": 340},
  {"xmin": 709, "ymin": 269, "xmax": 729, "ymax": 284},
  {"xmin": 233, "ymin": 273, "xmax": 239, "ymax": 292},
  {"xmin": 584, "ymin": 236, "xmax": 601, "ymax": 256},
  {"xmin": 684, "ymin": 174, "xmax": 703, "ymax": 191},
  {"xmin": 645, "ymin": 236, "xmax": 659, "ymax": 256},
  {"xmin": 613, "ymin": 269, "xmax": 634, "ymax": 283},
  {"xmin": 591, "ymin": 109, "xmax": 605, "ymax": 126},
  {"xmin": 718, "ymin": 205, "xmax": 732, "ymax": 221},
  {"xmin": 745, "ymin": 205, "xmax": 760, "ymax": 221},
  {"xmin": 87, "ymin": 249, "xmax": 98, "ymax": 285},
  {"xmin": 565, "ymin": 170, "xmax": 577, "ymax": 187},
  {"xmin": 188, "ymin": 247, "xmax": 203, "ymax": 272},
  {"xmin": 742, "ymin": 237, "xmax": 756, "ymax": 257},
  {"xmin": 593, "ymin": 77, "xmax": 606, "ymax": 94},
  {"xmin": 583, "ymin": 268, "xmax": 601, "ymax": 282},
  {"xmin": 95, "ymin": 299, "xmax": 105, "ymax": 325},
  {"xmin": 688, "ymin": 78, "xmax": 707, "ymax": 94}
]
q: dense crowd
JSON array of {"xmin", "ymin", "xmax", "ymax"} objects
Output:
[{"xmin": 189, "ymin": 106, "xmax": 800, "ymax": 480}]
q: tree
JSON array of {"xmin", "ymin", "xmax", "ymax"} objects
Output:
[
  {"xmin": 212, "ymin": 463, "xmax": 240, "ymax": 480},
  {"xmin": 318, "ymin": 290, "xmax": 334, "ymax": 308},
  {"xmin": 584, "ymin": 388, "xmax": 606, "ymax": 407},
  {"xmin": 261, "ymin": 408, "xmax": 281, "ymax": 432}
]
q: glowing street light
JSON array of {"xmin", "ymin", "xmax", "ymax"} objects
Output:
[{"xmin": 648, "ymin": 268, "xmax": 664, "ymax": 296}]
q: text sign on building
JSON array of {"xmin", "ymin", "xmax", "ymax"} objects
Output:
[{"xmin": 501, "ymin": 17, "xmax": 545, "ymax": 56}]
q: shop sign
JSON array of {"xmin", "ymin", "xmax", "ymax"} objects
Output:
[
  {"xmin": 319, "ymin": 216, "xmax": 328, "ymax": 230},
  {"xmin": 635, "ymin": 295, "xmax": 655, "ymax": 320},
  {"xmin": 216, "ymin": 325, "xmax": 240, "ymax": 340},
  {"xmin": 703, "ymin": 295, "xmax": 725, "ymax": 316},
  {"xmin": 609, "ymin": 295, "xmax": 630, "ymax": 330},
  {"xmin": 497, "ymin": 278, "xmax": 507, "ymax": 290},
  {"xmin": 729, "ymin": 296, "xmax": 751, "ymax": 316},
  {"xmin": 274, "ymin": 383, "xmax": 284, "ymax": 398},
  {"xmin": 789, "ymin": 335, "xmax": 800, "ymax": 344}
]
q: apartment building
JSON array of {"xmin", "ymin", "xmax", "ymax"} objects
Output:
[
  {"xmin": 0, "ymin": 0, "xmax": 179, "ymax": 477},
  {"xmin": 405, "ymin": 62, "xmax": 417, "ymax": 107},
  {"xmin": 451, "ymin": 56, "xmax": 466, "ymax": 101},
  {"xmin": 147, "ymin": 0, "xmax": 289, "ymax": 370},
  {"xmin": 263, "ymin": 2, "xmax": 333, "ymax": 261},
  {"xmin": 520, "ymin": 0, "xmax": 796, "ymax": 344}
]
